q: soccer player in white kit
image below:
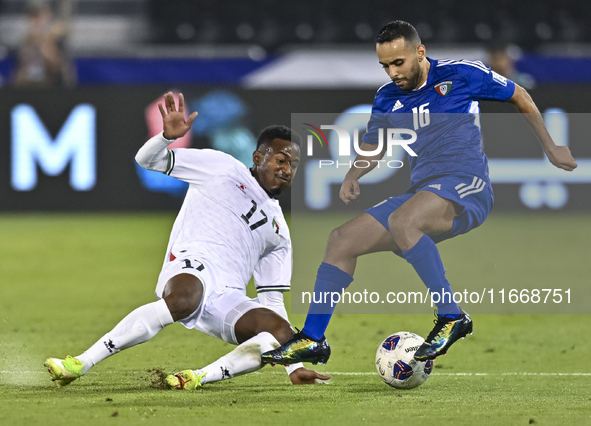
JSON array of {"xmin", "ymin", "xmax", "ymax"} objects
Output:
[{"xmin": 45, "ymin": 92, "xmax": 330, "ymax": 389}]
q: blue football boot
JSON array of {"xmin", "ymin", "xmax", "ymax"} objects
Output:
[
  {"xmin": 261, "ymin": 331, "xmax": 330, "ymax": 365},
  {"xmin": 414, "ymin": 310, "xmax": 473, "ymax": 361}
]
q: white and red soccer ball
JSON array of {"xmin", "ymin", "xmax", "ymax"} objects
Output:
[{"xmin": 375, "ymin": 331, "xmax": 434, "ymax": 389}]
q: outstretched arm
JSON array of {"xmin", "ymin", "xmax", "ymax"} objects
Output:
[
  {"xmin": 507, "ymin": 85, "xmax": 577, "ymax": 171},
  {"xmin": 135, "ymin": 92, "xmax": 198, "ymax": 172},
  {"xmin": 159, "ymin": 91, "xmax": 198, "ymax": 140},
  {"xmin": 288, "ymin": 366, "xmax": 331, "ymax": 385}
]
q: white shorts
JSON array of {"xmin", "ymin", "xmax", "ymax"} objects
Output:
[{"xmin": 154, "ymin": 256, "xmax": 264, "ymax": 345}]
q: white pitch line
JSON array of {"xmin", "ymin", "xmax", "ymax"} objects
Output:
[
  {"xmin": 3, "ymin": 371, "xmax": 590, "ymax": 376},
  {"xmin": 278, "ymin": 372, "xmax": 591, "ymax": 376}
]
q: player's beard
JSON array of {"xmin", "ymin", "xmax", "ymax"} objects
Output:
[
  {"xmin": 268, "ymin": 187, "xmax": 282, "ymax": 197},
  {"xmin": 269, "ymin": 177, "xmax": 289, "ymax": 197},
  {"xmin": 399, "ymin": 58, "xmax": 423, "ymax": 91}
]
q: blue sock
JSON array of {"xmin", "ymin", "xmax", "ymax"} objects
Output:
[
  {"xmin": 302, "ymin": 262, "xmax": 354, "ymax": 340},
  {"xmin": 402, "ymin": 235, "xmax": 461, "ymax": 318}
]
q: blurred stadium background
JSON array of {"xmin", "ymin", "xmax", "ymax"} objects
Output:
[
  {"xmin": 1, "ymin": 0, "xmax": 591, "ymax": 213},
  {"xmin": 1, "ymin": 2, "xmax": 590, "ymax": 423}
]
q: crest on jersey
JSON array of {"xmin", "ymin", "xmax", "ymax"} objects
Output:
[
  {"xmin": 236, "ymin": 183, "xmax": 247, "ymax": 194},
  {"xmin": 272, "ymin": 218, "xmax": 280, "ymax": 234},
  {"xmin": 435, "ymin": 80, "xmax": 453, "ymax": 96}
]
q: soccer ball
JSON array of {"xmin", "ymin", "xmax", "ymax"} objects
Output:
[{"xmin": 375, "ymin": 331, "xmax": 434, "ymax": 389}]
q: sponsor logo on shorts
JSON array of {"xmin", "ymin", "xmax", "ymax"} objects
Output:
[{"xmin": 428, "ymin": 184, "xmax": 441, "ymax": 190}]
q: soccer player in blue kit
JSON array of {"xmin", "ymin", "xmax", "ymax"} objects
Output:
[{"xmin": 262, "ymin": 20, "xmax": 577, "ymax": 365}]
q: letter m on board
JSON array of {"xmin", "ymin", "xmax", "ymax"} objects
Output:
[{"xmin": 11, "ymin": 104, "xmax": 96, "ymax": 191}]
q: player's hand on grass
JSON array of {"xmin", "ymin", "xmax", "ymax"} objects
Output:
[
  {"xmin": 158, "ymin": 92, "xmax": 198, "ymax": 140},
  {"xmin": 546, "ymin": 145, "xmax": 577, "ymax": 171},
  {"xmin": 339, "ymin": 176, "xmax": 361, "ymax": 204},
  {"xmin": 289, "ymin": 367, "xmax": 331, "ymax": 385}
]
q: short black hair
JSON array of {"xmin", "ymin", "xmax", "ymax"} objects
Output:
[
  {"xmin": 376, "ymin": 20, "xmax": 421, "ymax": 47},
  {"xmin": 256, "ymin": 125, "xmax": 301, "ymax": 150}
]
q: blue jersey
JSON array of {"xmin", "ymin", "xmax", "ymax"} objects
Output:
[{"xmin": 363, "ymin": 58, "xmax": 516, "ymax": 192}]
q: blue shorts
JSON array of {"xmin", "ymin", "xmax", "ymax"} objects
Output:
[{"xmin": 365, "ymin": 174, "xmax": 493, "ymax": 244}]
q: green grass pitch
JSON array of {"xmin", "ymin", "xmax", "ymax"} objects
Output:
[{"xmin": 0, "ymin": 212, "xmax": 590, "ymax": 425}]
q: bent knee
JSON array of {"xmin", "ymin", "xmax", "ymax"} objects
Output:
[
  {"xmin": 389, "ymin": 211, "xmax": 451, "ymax": 238},
  {"xmin": 163, "ymin": 276, "xmax": 204, "ymax": 321},
  {"xmin": 388, "ymin": 212, "xmax": 410, "ymax": 235},
  {"xmin": 327, "ymin": 226, "xmax": 346, "ymax": 247},
  {"xmin": 389, "ymin": 208, "xmax": 429, "ymax": 234},
  {"xmin": 166, "ymin": 296, "xmax": 200, "ymax": 321},
  {"xmin": 326, "ymin": 225, "xmax": 356, "ymax": 256}
]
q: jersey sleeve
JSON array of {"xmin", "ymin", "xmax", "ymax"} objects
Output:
[
  {"xmin": 166, "ymin": 148, "xmax": 240, "ymax": 186},
  {"xmin": 362, "ymin": 103, "xmax": 388, "ymax": 145},
  {"xmin": 253, "ymin": 239, "xmax": 292, "ymax": 293},
  {"xmin": 135, "ymin": 133, "xmax": 174, "ymax": 172},
  {"xmin": 463, "ymin": 62, "xmax": 516, "ymax": 102}
]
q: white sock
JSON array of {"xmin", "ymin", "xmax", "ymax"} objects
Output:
[
  {"xmin": 198, "ymin": 331, "xmax": 280, "ymax": 384},
  {"xmin": 76, "ymin": 299, "xmax": 173, "ymax": 375}
]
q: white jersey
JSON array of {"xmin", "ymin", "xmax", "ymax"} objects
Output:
[{"xmin": 162, "ymin": 147, "xmax": 291, "ymax": 294}]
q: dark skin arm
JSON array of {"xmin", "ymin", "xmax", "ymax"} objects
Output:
[
  {"xmin": 289, "ymin": 367, "xmax": 331, "ymax": 385},
  {"xmin": 158, "ymin": 91, "xmax": 198, "ymax": 140},
  {"xmin": 507, "ymin": 84, "xmax": 577, "ymax": 171}
]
